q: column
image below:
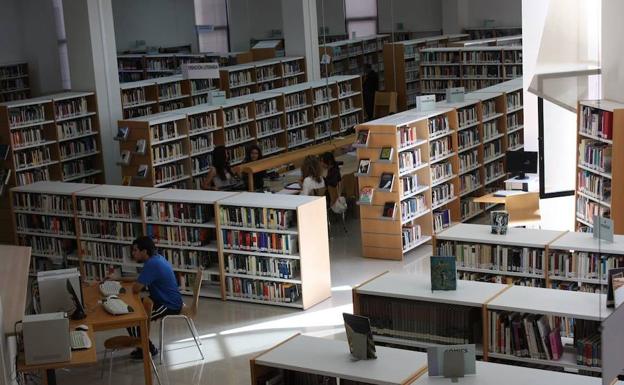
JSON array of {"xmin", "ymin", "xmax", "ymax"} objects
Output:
[
  {"xmin": 281, "ymin": 0, "xmax": 321, "ymax": 80},
  {"xmin": 62, "ymin": 0, "xmax": 122, "ymax": 184},
  {"xmin": 441, "ymin": 0, "xmax": 469, "ymax": 35}
]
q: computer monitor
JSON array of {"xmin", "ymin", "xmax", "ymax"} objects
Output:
[
  {"xmin": 343, "ymin": 313, "xmax": 376, "ymax": 360},
  {"xmin": 66, "ymin": 279, "xmax": 86, "ymax": 320},
  {"xmin": 506, "ymin": 150, "xmax": 538, "ymax": 180}
]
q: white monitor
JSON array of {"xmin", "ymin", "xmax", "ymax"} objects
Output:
[{"xmin": 37, "ymin": 268, "xmax": 83, "ymax": 314}]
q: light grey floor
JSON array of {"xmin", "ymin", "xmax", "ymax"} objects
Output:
[{"xmin": 54, "ymin": 219, "xmax": 432, "ymax": 385}]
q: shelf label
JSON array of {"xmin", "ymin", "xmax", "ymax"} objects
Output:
[
  {"xmin": 446, "ymin": 87, "xmax": 465, "ymax": 103},
  {"xmin": 416, "ymin": 95, "xmax": 436, "ymax": 112},
  {"xmin": 593, "ymin": 215, "xmax": 614, "ymax": 242},
  {"xmin": 182, "ymin": 62, "xmax": 220, "ymax": 79},
  {"xmin": 208, "ymin": 90, "xmax": 226, "ymax": 105}
]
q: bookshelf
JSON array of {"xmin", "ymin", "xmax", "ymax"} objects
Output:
[
  {"xmin": 154, "ymin": 75, "xmax": 192, "ymax": 112},
  {"xmin": 434, "ymin": 223, "xmax": 566, "ymax": 286},
  {"xmin": 118, "ymin": 112, "xmax": 192, "ymax": 189},
  {"xmin": 334, "ymin": 75, "xmax": 364, "ymax": 134},
  {"xmin": 353, "ymin": 271, "xmax": 613, "ymax": 373},
  {"xmin": 0, "ymin": 62, "xmax": 30, "ymax": 103},
  {"xmin": 250, "ymin": 334, "xmax": 428, "ymax": 385},
  {"xmin": 548, "ymin": 231, "xmax": 624, "ymax": 292},
  {"xmin": 451, "ymin": 35, "xmax": 523, "ymax": 48},
  {"xmin": 242, "ymin": 92, "xmax": 286, "ymax": 158},
  {"xmin": 221, "ymin": 98, "xmax": 256, "ymax": 165},
  {"xmin": 355, "ymin": 108, "xmax": 460, "ymax": 260},
  {"xmin": 464, "ymin": 26, "xmax": 522, "ymax": 40},
  {"xmin": 216, "ymin": 192, "xmax": 331, "ymax": 309},
  {"xmin": 120, "ymin": 80, "xmax": 159, "ymax": 119},
  {"xmin": 575, "ymin": 100, "xmax": 624, "ymax": 233},
  {"xmin": 117, "ymin": 54, "xmax": 145, "ymax": 83},
  {"xmin": 251, "ymin": 39, "xmax": 285, "ymax": 60},
  {"xmin": 142, "ymin": 189, "xmax": 237, "ymax": 297},
  {"xmin": 49, "ymin": 92, "xmax": 105, "ymax": 184},
  {"xmin": 271, "ymin": 83, "xmax": 314, "ymax": 150},
  {"xmin": 10, "ymin": 181, "xmax": 95, "ymax": 275},
  {"xmin": 419, "ymin": 46, "xmax": 523, "ymax": 100}
]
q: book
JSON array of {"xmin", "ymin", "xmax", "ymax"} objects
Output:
[
  {"xmin": 430, "ymin": 256, "xmax": 457, "ymax": 291},
  {"xmin": 379, "ymin": 147, "xmax": 393, "ymax": 161},
  {"xmin": 359, "ymin": 186, "xmax": 374, "ymax": 204},
  {"xmin": 382, "ymin": 202, "xmax": 396, "ymax": 219},
  {"xmin": 354, "ymin": 129, "xmax": 369, "ymax": 147},
  {"xmin": 548, "ymin": 328, "xmax": 563, "ymax": 360},
  {"xmin": 117, "ymin": 150, "xmax": 131, "ymax": 166},
  {"xmin": 115, "ymin": 126, "xmax": 129, "ymax": 141},
  {"xmin": 135, "ymin": 139, "xmax": 146, "ymax": 155},
  {"xmin": 491, "ymin": 210, "xmax": 509, "ymax": 235},
  {"xmin": 136, "ymin": 164, "xmax": 148, "ymax": 178},
  {"xmin": 357, "ymin": 159, "xmax": 371, "ymax": 175},
  {"xmin": 378, "ymin": 172, "xmax": 394, "ymax": 190}
]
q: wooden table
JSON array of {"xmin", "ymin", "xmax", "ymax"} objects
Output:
[
  {"xmin": 240, "ymin": 134, "xmax": 356, "ymax": 191},
  {"xmin": 17, "ymin": 282, "xmax": 152, "ymax": 385}
]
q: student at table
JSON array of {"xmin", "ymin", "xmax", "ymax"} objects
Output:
[
  {"xmin": 320, "ymin": 151, "xmax": 341, "ymax": 188},
  {"xmin": 243, "ymin": 144, "xmax": 266, "ymax": 191},
  {"xmin": 300, "ymin": 155, "xmax": 325, "ymax": 196},
  {"xmin": 201, "ymin": 145, "xmax": 245, "ymax": 191}
]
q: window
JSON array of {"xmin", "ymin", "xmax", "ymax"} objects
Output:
[
  {"xmin": 345, "ymin": 0, "xmax": 377, "ymax": 38},
  {"xmin": 194, "ymin": 0, "xmax": 229, "ymax": 52}
]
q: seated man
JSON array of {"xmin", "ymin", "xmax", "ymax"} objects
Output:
[{"xmin": 117, "ymin": 236, "xmax": 183, "ymax": 359}]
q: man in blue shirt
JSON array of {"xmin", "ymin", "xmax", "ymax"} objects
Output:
[{"xmin": 126, "ymin": 236, "xmax": 183, "ymax": 359}]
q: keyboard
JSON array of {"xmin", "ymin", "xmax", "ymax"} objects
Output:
[
  {"xmin": 103, "ymin": 296, "xmax": 134, "ymax": 315},
  {"xmin": 99, "ymin": 281, "xmax": 124, "ymax": 297},
  {"xmin": 70, "ymin": 330, "xmax": 92, "ymax": 350}
]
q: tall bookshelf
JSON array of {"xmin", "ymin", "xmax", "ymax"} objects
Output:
[
  {"xmin": 221, "ymin": 98, "xmax": 256, "ymax": 165},
  {"xmin": 355, "ymin": 108, "xmax": 460, "ymax": 260},
  {"xmin": 353, "ymin": 271, "xmax": 612, "ymax": 374},
  {"xmin": 118, "ymin": 112, "xmax": 192, "ymax": 189},
  {"xmin": 217, "ymin": 192, "xmax": 331, "ymax": 309},
  {"xmin": 120, "ymin": 80, "xmax": 159, "ymax": 119},
  {"xmin": 0, "ymin": 62, "xmax": 30, "ymax": 103},
  {"xmin": 243, "ymin": 92, "xmax": 286, "ymax": 158},
  {"xmin": 155, "ymin": 75, "xmax": 192, "ymax": 112},
  {"xmin": 220, "ymin": 57, "xmax": 307, "ymax": 98},
  {"xmin": 434, "ymin": 223, "xmax": 566, "ymax": 286},
  {"xmin": 272, "ymin": 83, "xmax": 314, "ymax": 150},
  {"xmin": 310, "ymin": 79, "xmax": 339, "ymax": 144},
  {"xmin": 49, "ymin": 92, "xmax": 105, "ymax": 184},
  {"xmin": 11, "ymin": 182, "xmax": 332, "ymax": 309},
  {"xmin": 575, "ymin": 100, "xmax": 624, "ymax": 233}
]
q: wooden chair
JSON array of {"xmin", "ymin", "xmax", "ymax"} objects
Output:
[
  {"xmin": 506, "ymin": 192, "xmax": 541, "ymax": 228},
  {"xmin": 159, "ymin": 267, "xmax": 204, "ymax": 363},
  {"xmin": 101, "ymin": 298, "xmax": 162, "ymax": 385}
]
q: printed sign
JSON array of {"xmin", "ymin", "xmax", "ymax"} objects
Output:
[
  {"xmin": 446, "ymin": 87, "xmax": 465, "ymax": 103},
  {"xmin": 182, "ymin": 62, "xmax": 220, "ymax": 80},
  {"xmin": 593, "ymin": 215, "xmax": 614, "ymax": 242},
  {"xmin": 208, "ymin": 90, "xmax": 226, "ymax": 105},
  {"xmin": 416, "ymin": 95, "xmax": 436, "ymax": 112}
]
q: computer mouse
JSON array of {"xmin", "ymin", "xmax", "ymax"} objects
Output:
[{"xmin": 75, "ymin": 324, "xmax": 89, "ymax": 331}]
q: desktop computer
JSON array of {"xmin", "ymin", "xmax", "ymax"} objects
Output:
[
  {"xmin": 506, "ymin": 150, "xmax": 538, "ymax": 180},
  {"xmin": 37, "ymin": 268, "xmax": 83, "ymax": 314},
  {"xmin": 22, "ymin": 312, "xmax": 70, "ymax": 365}
]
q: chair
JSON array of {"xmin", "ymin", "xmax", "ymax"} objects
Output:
[
  {"xmin": 101, "ymin": 298, "xmax": 162, "ymax": 385},
  {"xmin": 327, "ymin": 182, "xmax": 348, "ymax": 234},
  {"xmin": 159, "ymin": 267, "xmax": 204, "ymax": 363},
  {"xmin": 506, "ymin": 192, "xmax": 541, "ymax": 228}
]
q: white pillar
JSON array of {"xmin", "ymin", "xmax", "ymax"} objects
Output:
[
  {"xmin": 63, "ymin": 0, "xmax": 123, "ymax": 184},
  {"xmin": 602, "ymin": 0, "xmax": 624, "ymax": 102},
  {"xmin": 281, "ymin": 0, "xmax": 320, "ymax": 80},
  {"xmin": 441, "ymin": 0, "xmax": 469, "ymax": 35}
]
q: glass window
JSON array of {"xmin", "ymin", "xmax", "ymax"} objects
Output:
[
  {"xmin": 345, "ymin": 0, "xmax": 377, "ymax": 38},
  {"xmin": 347, "ymin": 20, "xmax": 376, "ymax": 38},
  {"xmin": 194, "ymin": 0, "xmax": 229, "ymax": 53}
]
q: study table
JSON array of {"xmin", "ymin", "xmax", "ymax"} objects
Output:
[{"xmin": 17, "ymin": 282, "xmax": 153, "ymax": 385}]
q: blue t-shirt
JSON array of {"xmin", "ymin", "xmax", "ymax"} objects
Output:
[{"xmin": 138, "ymin": 254, "xmax": 183, "ymax": 311}]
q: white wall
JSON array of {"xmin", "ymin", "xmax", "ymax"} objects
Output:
[
  {"xmin": 112, "ymin": 0, "xmax": 198, "ymax": 52},
  {"xmin": 464, "ymin": 0, "xmax": 522, "ymax": 28},
  {"xmin": 602, "ymin": 0, "xmax": 624, "ymax": 102},
  {"xmin": 227, "ymin": 0, "xmax": 283, "ymax": 52},
  {"xmin": 378, "ymin": 0, "xmax": 442, "ymax": 34},
  {"xmin": 317, "ymin": 0, "xmax": 346, "ymax": 36},
  {"xmin": 0, "ymin": 0, "xmax": 24, "ymax": 64}
]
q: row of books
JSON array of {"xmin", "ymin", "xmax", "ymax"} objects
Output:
[
  {"xmin": 401, "ymin": 195, "xmax": 426, "ymax": 221},
  {"xmin": 16, "ymin": 213, "xmax": 75, "ymax": 235},
  {"xmin": 258, "ymin": 137, "xmax": 282, "ymax": 154},
  {"xmin": 125, "ymin": 106, "xmax": 153, "ymax": 118},
  {"xmin": 147, "ymin": 224, "xmax": 212, "ymax": 248},
  {"xmin": 579, "ymin": 139, "xmax": 612, "ymax": 173},
  {"xmin": 158, "ymin": 83, "xmax": 182, "ymax": 99},
  {"xmin": 508, "ymin": 132, "xmax": 523, "ymax": 149},
  {"xmin": 8, "ymin": 105, "xmax": 46, "ymax": 127},
  {"xmin": 314, "ymin": 121, "xmax": 332, "ymax": 138},
  {"xmin": 190, "ymin": 79, "xmax": 215, "ymax": 93},
  {"xmin": 313, "ymin": 88, "xmax": 330, "ymax": 103},
  {"xmin": 428, "ymin": 116, "xmax": 449, "ymax": 136},
  {"xmin": 431, "ymin": 161, "xmax": 453, "ymax": 182},
  {"xmin": 226, "ymin": 254, "xmax": 299, "ymax": 280},
  {"xmin": 225, "ymin": 277, "xmax": 301, "ymax": 303},
  {"xmin": 581, "ymin": 106, "xmax": 614, "ymax": 140},
  {"xmin": 161, "ymin": 248, "xmax": 216, "ymax": 271},
  {"xmin": 459, "ymin": 150, "xmax": 479, "ymax": 172},
  {"xmin": 256, "ymin": 67, "xmax": 277, "ymax": 82},
  {"xmin": 458, "ymin": 106, "xmax": 477, "ymax": 128},
  {"xmin": 400, "ymin": 175, "xmax": 419, "ymax": 196},
  {"xmin": 145, "ymin": 201, "xmax": 212, "ymax": 225},
  {"xmin": 13, "ymin": 192, "xmax": 73, "ymax": 214},
  {"xmin": 398, "ymin": 149, "xmax": 421, "ymax": 171},
  {"xmin": 398, "ymin": 125, "xmax": 419, "ymax": 148},
  {"xmin": 578, "ymin": 170, "xmax": 611, "ymax": 203},
  {"xmin": 340, "ymin": 114, "xmax": 359, "ymax": 131},
  {"xmin": 227, "ymin": 146, "xmax": 246, "ymax": 165},
  {"xmin": 189, "ymin": 113, "xmax": 219, "ymax": 131},
  {"xmin": 152, "ymin": 142, "xmax": 184, "ymax": 163},
  {"xmin": 54, "ymin": 97, "xmax": 88, "ymax": 119},
  {"xmin": 483, "ymin": 121, "xmax": 500, "ymax": 139},
  {"xmin": 80, "ymin": 220, "xmax": 140, "ymax": 241},
  {"xmin": 154, "ymin": 162, "xmax": 187, "ymax": 185},
  {"xmin": 507, "ymin": 113, "xmax": 522, "ymax": 129},
  {"xmin": 16, "ymin": 168, "xmax": 49, "ymax": 186},
  {"xmin": 224, "ymin": 106, "xmax": 250, "ymax": 126},
  {"xmin": 313, "ymin": 104, "xmax": 331, "ymax": 120},
  {"xmin": 549, "ymin": 252, "xmax": 624, "ymax": 281},
  {"xmin": 14, "ymin": 147, "xmax": 52, "ymax": 170},
  {"xmin": 422, "ymin": 66, "xmax": 460, "ymax": 77},
  {"xmin": 438, "ymin": 242, "xmax": 545, "ymax": 274},
  {"xmin": 11, "ymin": 127, "xmax": 47, "ymax": 147},
  {"xmin": 460, "ymin": 171, "xmax": 481, "ymax": 194},
  {"xmin": 285, "ymin": 93, "xmax": 306, "ymax": 110},
  {"xmin": 121, "ymin": 88, "xmax": 146, "ymax": 106},
  {"xmin": 192, "ymin": 155, "xmax": 211, "ymax": 175},
  {"xmin": 576, "ymin": 195, "xmax": 610, "ymax": 223},
  {"xmin": 460, "ymin": 200, "xmax": 482, "ymax": 220},
  {"xmin": 77, "ymin": 197, "xmax": 141, "ymax": 219},
  {"xmin": 59, "ymin": 137, "xmax": 98, "ymax": 159},
  {"xmin": 485, "ymin": 160, "xmax": 505, "ymax": 182},
  {"xmin": 507, "ymin": 92, "xmax": 522, "ymax": 110},
  {"xmin": 460, "ymin": 272, "xmax": 544, "ymax": 288},
  {"xmin": 80, "ymin": 240, "xmax": 131, "ymax": 261},
  {"xmin": 482, "ymin": 100, "xmax": 498, "ymax": 118},
  {"xmin": 339, "ymin": 98, "xmax": 356, "ymax": 112},
  {"xmin": 483, "ymin": 139, "xmax": 503, "ymax": 160},
  {"xmin": 458, "ymin": 127, "xmax": 479, "ymax": 150},
  {"xmin": 432, "ymin": 183, "xmax": 454, "ymax": 206},
  {"xmin": 62, "ymin": 159, "xmax": 98, "ymax": 179},
  {"xmin": 434, "ymin": 209, "xmax": 451, "ymax": 233},
  {"xmin": 83, "ymin": 263, "xmax": 120, "ymax": 281},
  {"xmin": 430, "ymin": 137, "xmax": 452, "ymax": 160},
  {"xmin": 191, "ymin": 134, "xmax": 214, "ymax": 154},
  {"xmin": 462, "ymin": 67, "xmax": 501, "ymax": 78},
  {"xmin": 402, "ymin": 224, "xmax": 423, "ymax": 249},
  {"xmin": 57, "ymin": 118, "xmax": 93, "ymax": 140},
  {"xmin": 18, "ymin": 235, "xmax": 75, "ymax": 257},
  {"xmin": 286, "ymin": 110, "xmax": 308, "ymax": 128},
  {"xmin": 222, "ymin": 229, "xmax": 298, "ymax": 255},
  {"xmin": 150, "ymin": 122, "xmax": 179, "ymax": 142},
  {"xmin": 228, "ymin": 71, "xmax": 253, "ymax": 87},
  {"xmin": 256, "ymin": 99, "xmax": 278, "ymax": 117},
  {"xmin": 257, "ymin": 117, "xmax": 282, "ymax": 136}
]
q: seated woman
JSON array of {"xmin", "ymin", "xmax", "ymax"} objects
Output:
[
  {"xmin": 300, "ymin": 155, "xmax": 325, "ymax": 196},
  {"xmin": 243, "ymin": 144, "xmax": 266, "ymax": 191},
  {"xmin": 320, "ymin": 151, "xmax": 342, "ymax": 188},
  {"xmin": 201, "ymin": 145, "xmax": 244, "ymax": 191}
]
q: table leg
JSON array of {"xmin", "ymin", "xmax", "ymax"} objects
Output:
[
  {"xmin": 45, "ymin": 369, "xmax": 56, "ymax": 385},
  {"xmin": 139, "ymin": 319, "xmax": 153, "ymax": 385}
]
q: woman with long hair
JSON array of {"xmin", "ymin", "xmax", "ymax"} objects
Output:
[
  {"xmin": 201, "ymin": 145, "xmax": 243, "ymax": 190},
  {"xmin": 300, "ymin": 155, "xmax": 325, "ymax": 195},
  {"xmin": 243, "ymin": 144, "xmax": 265, "ymax": 191}
]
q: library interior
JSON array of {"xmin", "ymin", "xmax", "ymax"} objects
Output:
[{"xmin": 1, "ymin": 0, "xmax": 624, "ymax": 384}]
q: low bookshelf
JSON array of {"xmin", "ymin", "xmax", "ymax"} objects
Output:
[
  {"xmin": 464, "ymin": 26, "xmax": 522, "ymax": 40},
  {"xmin": 120, "ymin": 80, "xmax": 159, "ymax": 119},
  {"xmin": 433, "ymin": 223, "xmax": 566, "ymax": 286},
  {"xmin": 216, "ymin": 192, "xmax": 331, "ymax": 309},
  {"xmin": 353, "ymin": 271, "xmax": 613, "ymax": 374},
  {"xmin": 155, "ymin": 75, "xmax": 192, "ymax": 112},
  {"xmin": 0, "ymin": 62, "xmax": 30, "ymax": 103}
]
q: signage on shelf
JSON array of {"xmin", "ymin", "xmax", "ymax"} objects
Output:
[
  {"xmin": 446, "ymin": 87, "xmax": 465, "ymax": 103},
  {"xmin": 593, "ymin": 215, "xmax": 614, "ymax": 242},
  {"xmin": 208, "ymin": 90, "xmax": 226, "ymax": 105},
  {"xmin": 416, "ymin": 95, "xmax": 436, "ymax": 112},
  {"xmin": 182, "ymin": 63, "xmax": 220, "ymax": 80}
]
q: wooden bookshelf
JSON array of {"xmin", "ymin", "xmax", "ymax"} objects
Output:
[
  {"xmin": 0, "ymin": 62, "xmax": 30, "ymax": 103},
  {"xmin": 217, "ymin": 192, "xmax": 330, "ymax": 309},
  {"xmin": 118, "ymin": 112, "xmax": 192, "ymax": 189},
  {"xmin": 451, "ymin": 35, "xmax": 523, "ymax": 48},
  {"xmin": 251, "ymin": 39, "xmax": 285, "ymax": 60},
  {"xmin": 120, "ymin": 80, "xmax": 159, "ymax": 119},
  {"xmin": 575, "ymin": 100, "xmax": 624, "ymax": 233},
  {"xmin": 49, "ymin": 92, "xmax": 105, "ymax": 184},
  {"xmin": 154, "ymin": 75, "xmax": 192, "ymax": 112},
  {"xmin": 117, "ymin": 54, "xmax": 145, "ymax": 83},
  {"xmin": 271, "ymin": 83, "xmax": 314, "ymax": 150},
  {"xmin": 221, "ymin": 98, "xmax": 256, "ymax": 165},
  {"xmin": 220, "ymin": 57, "xmax": 307, "ymax": 98},
  {"xmin": 251, "ymin": 334, "xmax": 428, "ymax": 385},
  {"xmin": 310, "ymin": 79, "xmax": 340, "ymax": 144},
  {"xmin": 279, "ymin": 57, "xmax": 307, "ymax": 87},
  {"xmin": 353, "ymin": 271, "xmax": 612, "ymax": 373},
  {"xmin": 242, "ymin": 91, "xmax": 287, "ymax": 158},
  {"xmin": 464, "ymin": 26, "xmax": 522, "ymax": 40},
  {"xmin": 434, "ymin": 223, "xmax": 566, "ymax": 286}
]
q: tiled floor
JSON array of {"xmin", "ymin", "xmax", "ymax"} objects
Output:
[{"xmin": 54, "ymin": 219, "xmax": 432, "ymax": 385}]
